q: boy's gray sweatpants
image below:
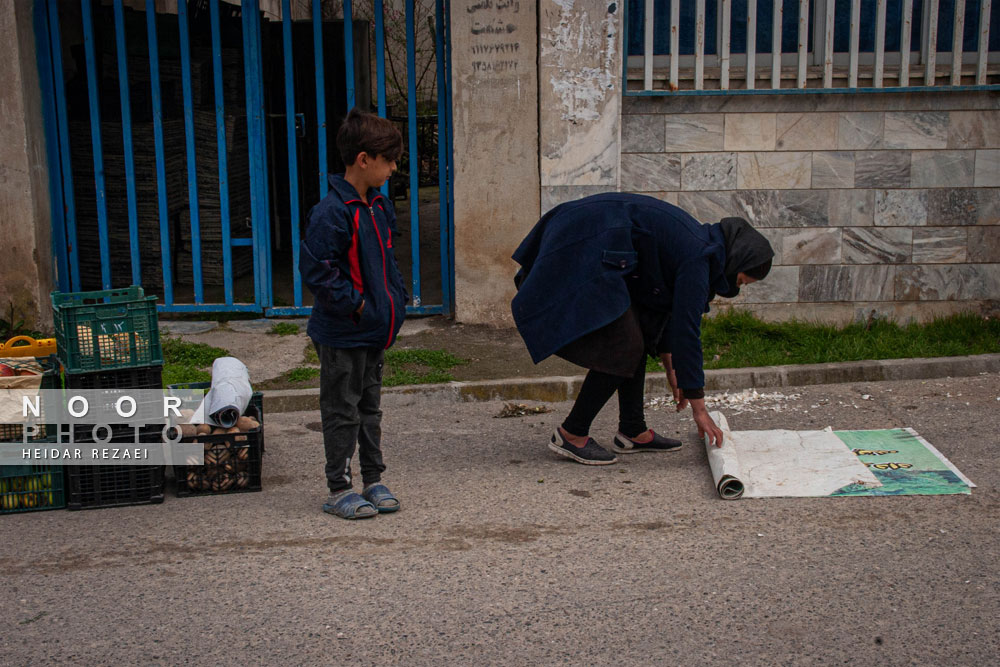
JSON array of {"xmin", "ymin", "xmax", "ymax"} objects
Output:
[{"xmin": 316, "ymin": 343, "xmax": 386, "ymax": 494}]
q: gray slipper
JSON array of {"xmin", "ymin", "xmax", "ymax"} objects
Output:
[
  {"xmin": 323, "ymin": 491, "xmax": 377, "ymax": 519},
  {"xmin": 362, "ymin": 483, "xmax": 400, "ymax": 513}
]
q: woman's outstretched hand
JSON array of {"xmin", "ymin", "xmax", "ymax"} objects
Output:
[
  {"xmin": 689, "ymin": 398, "xmax": 724, "ymax": 447},
  {"xmin": 660, "ymin": 354, "xmax": 724, "ymax": 447}
]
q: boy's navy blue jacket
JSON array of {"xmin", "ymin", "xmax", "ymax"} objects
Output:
[
  {"xmin": 300, "ymin": 174, "xmax": 408, "ymax": 349},
  {"xmin": 511, "ymin": 193, "xmax": 732, "ymax": 392}
]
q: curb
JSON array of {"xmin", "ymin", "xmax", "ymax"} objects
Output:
[{"xmin": 261, "ymin": 353, "xmax": 1000, "ymax": 414}]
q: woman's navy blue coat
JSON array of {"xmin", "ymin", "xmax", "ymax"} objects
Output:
[{"xmin": 511, "ymin": 193, "xmax": 731, "ymax": 391}]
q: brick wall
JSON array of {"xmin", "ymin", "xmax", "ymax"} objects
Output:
[{"xmin": 621, "ymin": 92, "xmax": 1000, "ymax": 323}]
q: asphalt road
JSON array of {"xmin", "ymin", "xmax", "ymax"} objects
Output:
[{"xmin": 1, "ymin": 374, "xmax": 998, "ymax": 665}]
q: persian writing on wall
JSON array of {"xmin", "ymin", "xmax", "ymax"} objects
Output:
[{"xmin": 466, "ymin": 0, "xmax": 526, "ymax": 85}]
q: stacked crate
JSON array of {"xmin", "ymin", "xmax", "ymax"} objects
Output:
[
  {"xmin": 167, "ymin": 381, "xmax": 265, "ymax": 498},
  {"xmin": 71, "ymin": 111, "xmax": 255, "ymax": 293},
  {"xmin": 52, "ymin": 287, "xmax": 166, "ymax": 510},
  {"xmin": 75, "ymin": 43, "xmax": 250, "ymax": 294},
  {"xmin": 174, "ymin": 111, "xmax": 254, "ymax": 287},
  {"xmin": 0, "ymin": 355, "xmax": 67, "ymax": 514},
  {"xmin": 70, "ymin": 119, "xmax": 187, "ymax": 293}
]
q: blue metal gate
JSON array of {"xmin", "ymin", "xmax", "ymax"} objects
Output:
[{"xmin": 34, "ymin": 0, "xmax": 455, "ymax": 317}]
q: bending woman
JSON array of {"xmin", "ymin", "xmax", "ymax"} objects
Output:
[{"xmin": 511, "ymin": 193, "xmax": 774, "ymax": 465}]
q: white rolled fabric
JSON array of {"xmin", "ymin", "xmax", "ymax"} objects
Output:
[{"xmin": 190, "ymin": 357, "xmax": 253, "ymax": 427}]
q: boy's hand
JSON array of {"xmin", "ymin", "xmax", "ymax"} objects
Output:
[{"xmin": 350, "ymin": 299, "xmax": 365, "ymax": 324}]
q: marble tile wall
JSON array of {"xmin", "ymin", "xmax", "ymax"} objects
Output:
[
  {"xmin": 828, "ymin": 190, "xmax": 875, "ymax": 227},
  {"xmin": 541, "ymin": 185, "xmax": 616, "ymax": 212},
  {"xmin": 975, "ymin": 151, "xmax": 1000, "ymax": 187},
  {"xmin": 621, "ymin": 153, "xmax": 680, "ymax": 192},
  {"xmin": 724, "ymin": 114, "xmax": 776, "ymax": 151},
  {"xmin": 968, "ymin": 227, "xmax": 1000, "ymax": 262},
  {"xmin": 729, "ymin": 266, "xmax": 800, "ymax": 304},
  {"xmin": 883, "ymin": 112, "xmax": 949, "ymax": 149},
  {"xmin": 811, "ymin": 152, "xmax": 855, "ymax": 189},
  {"xmin": 737, "ymin": 152, "xmax": 812, "ymax": 189},
  {"xmin": 912, "ymin": 228, "xmax": 967, "ymax": 263},
  {"xmin": 910, "ymin": 151, "xmax": 975, "ymax": 188},
  {"xmin": 676, "ymin": 190, "xmax": 737, "ymax": 223},
  {"xmin": 664, "ymin": 114, "xmax": 724, "ymax": 151},
  {"xmin": 799, "ymin": 266, "xmax": 895, "ymax": 302},
  {"xmin": 734, "ymin": 190, "xmax": 830, "ymax": 227},
  {"xmin": 875, "ymin": 190, "xmax": 927, "ymax": 226},
  {"xmin": 680, "ymin": 153, "xmax": 737, "ymax": 191},
  {"xmin": 782, "ymin": 228, "xmax": 842, "ymax": 264},
  {"xmin": 776, "ymin": 113, "xmax": 839, "ymax": 151},
  {"xmin": 895, "ymin": 265, "xmax": 1000, "ymax": 301},
  {"xmin": 843, "ymin": 228, "xmax": 912, "ymax": 264},
  {"xmin": 855, "ymin": 151, "xmax": 912, "ymax": 188},
  {"xmin": 619, "ymin": 105, "xmax": 1000, "ymax": 314}
]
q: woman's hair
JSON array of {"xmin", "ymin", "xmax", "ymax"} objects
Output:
[
  {"xmin": 744, "ymin": 258, "xmax": 772, "ymax": 281},
  {"xmin": 336, "ymin": 108, "xmax": 403, "ymax": 166}
]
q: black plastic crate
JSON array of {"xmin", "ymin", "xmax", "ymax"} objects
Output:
[
  {"xmin": 65, "ymin": 365, "xmax": 165, "ymax": 441},
  {"xmin": 66, "ymin": 464, "xmax": 165, "ymax": 510},
  {"xmin": 173, "ymin": 405, "xmax": 263, "ymax": 497},
  {"xmin": 167, "ymin": 381, "xmax": 264, "ymax": 453},
  {"xmin": 65, "ymin": 364, "xmax": 163, "ymax": 392},
  {"xmin": 0, "ymin": 355, "xmax": 61, "ymax": 443}
]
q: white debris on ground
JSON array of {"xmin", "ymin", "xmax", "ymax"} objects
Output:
[{"xmin": 645, "ymin": 388, "xmax": 802, "ymax": 415}]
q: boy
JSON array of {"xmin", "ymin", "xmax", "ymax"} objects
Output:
[{"xmin": 300, "ymin": 109, "xmax": 407, "ymax": 519}]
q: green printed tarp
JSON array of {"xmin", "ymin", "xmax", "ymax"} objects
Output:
[{"xmin": 831, "ymin": 429, "xmax": 974, "ymax": 496}]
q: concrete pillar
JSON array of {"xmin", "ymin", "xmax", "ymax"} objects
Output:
[
  {"xmin": 0, "ymin": 0, "xmax": 54, "ymax": 332},
  {"xmin": 539, "ymin": 0, "xmax": 622, "ymax": 212},
  {"xmin": 450, "ymin": 0, "xmax": 539, "ymax": 325}
]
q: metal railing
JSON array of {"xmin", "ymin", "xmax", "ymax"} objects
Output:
[{"xmin": 625, "ymin": 0, "xmax": 999, "ymax": 94}]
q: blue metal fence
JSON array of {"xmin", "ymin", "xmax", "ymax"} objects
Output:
[{"xmin": 36, "ymin": 0, "xmax": 455, "ymax": 319}]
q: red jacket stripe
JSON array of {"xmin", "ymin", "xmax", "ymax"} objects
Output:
[{"xmin": 348, "ymin": 209, "xmax": 364, "ymax": 293}]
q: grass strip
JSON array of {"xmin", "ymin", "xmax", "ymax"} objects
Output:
[
  {"xmin": 647, "ymin": 311, "xmax": 1000, "ymax": 372},
  {"xmin": 162, "ymin": 337, "xmax": 230, "ymax": 387},
  {"xmin": 287, "ymin": 367, "xmax": 321, "ymax": 383},
  {"xmin": 269, "ymin": 322, "xmax": 300, "ymax": 336},
  {"xmin": 303, "ymin": 342, "xmax": 319, "ymax": 365},
  {"xmin": 384, "ymin": 348, "xmax": 467, "ymax": 387}
]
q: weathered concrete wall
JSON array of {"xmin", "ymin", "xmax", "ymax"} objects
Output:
[
  {"xmin": 622, "ymin": 92, "xmax": 1000, "ymax": 323},
  {"xmin": 539, "ymin": 0, "xmax": 622, "ymax": 212},
  {"xmin": 0, "ymin": 0, "xmax": 53, "ymax": 332},
  {"xmin": 450, "ymin": 0, "xmax": 538, "ymax": 324}
]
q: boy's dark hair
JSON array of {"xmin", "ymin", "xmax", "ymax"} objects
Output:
[{"xmin": 336, "ymin": 108, "xmax": 403, "ymax": 166}]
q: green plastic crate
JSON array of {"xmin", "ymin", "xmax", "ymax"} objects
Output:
[
  {"xmin": 51, "ymin": 287, "xmax": 162, "ymax": 374},
  {"xmin": 0, "ymin": 463, "xmax": 66, "ymax": 514}
]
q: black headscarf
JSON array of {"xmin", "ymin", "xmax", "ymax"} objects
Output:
[{"xmin": 717, "ymin": 217, "xmax": 775, "ymax": 298}]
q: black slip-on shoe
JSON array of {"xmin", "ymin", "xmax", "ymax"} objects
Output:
[
  {"xmin": 610, "ymin": 430, "xmax": 683, "ymax": 454},
  {"xmin": 548, "ymin": 430, "xmax": 618, "ymax": 466}
]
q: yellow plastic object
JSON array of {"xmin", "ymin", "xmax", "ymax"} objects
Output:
[{"xmin": 0, "ymin": 336, "xmax": 57, "ymax": 358}]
